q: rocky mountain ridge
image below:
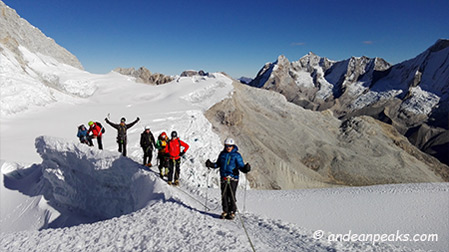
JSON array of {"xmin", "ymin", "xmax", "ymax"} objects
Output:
[
  {"xmin": 113, "ymin": 66, "xmax": 174, "ymax": 85},
  {"xmin": 206, "ymin": 82, "xmax": 448, "ymax": 189},
  {"xmin": 248, "ymin": 39, "xmax": 449, "ymax": 166},
  {"xmin": 113, "ymin": 67, "xmax": 217, "ymax": 84}
]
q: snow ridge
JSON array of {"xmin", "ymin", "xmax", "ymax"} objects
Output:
[
  {"xmin": 33, "ymin": 135, "xmax": 169, "ymax": 227},
  {"xmin": 1, "ymin": 136, "xmax": 428, "ymax": 251}
]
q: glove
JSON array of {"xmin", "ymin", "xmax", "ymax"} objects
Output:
[
  {"xmin": 137, "ymin": 117, "xmax": 140, "ymax": 121},
  {"xmin": 180, "ymin": 151, "xmax": 185, "ymax": 157},
  {"xmin": 242, "ymin": 163, "xmax": 251, "ymax": 173},
  {"xmin": 205, "ymin": 159, "xmax": 214, "ymax": 168}
]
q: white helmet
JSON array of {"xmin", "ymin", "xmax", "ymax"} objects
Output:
[
  {"xmin": 145, "ymin": 125, "xmax": 151, "ymax": 130},
  {"xmin": 224, "ymin": 137, "xmax": 235, "ymax": 146}
]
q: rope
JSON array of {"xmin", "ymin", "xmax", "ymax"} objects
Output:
[
  {"xmin": 152, "ymin": 162, "xmax": 255, "ymax": 251},
  {"xmin": 173, "ymin": 185, "xmax": 212, "ymax": 211},
  {"xmin": 145, "ymin": 163, "xmax": 220, "ymax": 211},
  {"xmin": 225, "ymin": 178, "xmax": 256, "ymax": 252}
]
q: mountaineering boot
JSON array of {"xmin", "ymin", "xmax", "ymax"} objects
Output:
[
  {"xmin": 226, "ymin": 212, "xmax": 235, "ymax": 220},
  {"xmin": 220, "ymin": 212, "xmax": 227, "ymax": 219},
  {"xmin": 147, "ymin": 163, "xmax": 152, "ymax": 167},
  {"xmin": 174, "ymin": 180, "xmax": 179, "ymax": 186},
  {"xmin": 167, "ymin": 181, "xmax": 172, "ymax": 185},
  {"xmin": 160, "ymin": 173, "xmax": 164, "ymax": 179}
]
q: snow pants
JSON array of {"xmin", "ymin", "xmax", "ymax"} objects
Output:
[
  {"xmin": 96, "ymin": 136, "xmax": 103, "ymax": 150},
  {"xmin": 158, "ymin": 153, "xmax": 169, "ymax": 176},
  {"xmin": 118, "ymin": 139, "xmax": 127, "ymax": 156},
  {"xmin": 221, "ymin": 178, "xmax": 238, "ymax": 214},
  {"xmin": 80, "ymin": 136, "xmax": 93, "ymax": 146},
  {"xmin": 167, "ymin": 158, "xmax": 181, "ymax": 182},
  {"xmin": 142, "ymin": 147, "xmax": 153, "ymax": 165}
]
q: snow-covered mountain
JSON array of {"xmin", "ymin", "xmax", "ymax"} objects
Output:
[
  {"xmin": 248, "ymin": 53, "xmax": 391, "ymax": 110},
  {"xmin": 348, "ymin": 39, "xmax": 449, "ymax": 126},
  {"xmin": 0, "ymin": 1, "xmax": 89, "ymax": 117},
  {"xmin": 248, "ymin": 40, "xmax": 449, "ymax": 166}
]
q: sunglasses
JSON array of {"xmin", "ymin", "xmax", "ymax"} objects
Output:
[{"xmin": 225, "ymin": 145, "xmax": 234, "ymax": 148}]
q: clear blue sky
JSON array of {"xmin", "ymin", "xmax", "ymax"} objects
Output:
[{"xmin": 4, "ymin": 0, "xmax": 449, "ymax": 78}]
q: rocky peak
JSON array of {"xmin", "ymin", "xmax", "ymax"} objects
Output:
[
  {"xmin": 298, "ymin": 52, "xmax": 321, "ymax": 67},
  {"xmin": 274, "ymin": 55, "xmax": 290, "ymax": 66},
  {"xmin": 373, "ymin": 57, "xmax": 391, "ymax": 71},
  {"xmin": 180, "ymin": 70, "xmax": 209, "ymax": 77},
  {"xmin": 114, "ymin": 67, "xmax": 174, "ymax": 85},
  {"xmin": 343, "ymin": 56, "xmax": 391, "ymax": 83}
]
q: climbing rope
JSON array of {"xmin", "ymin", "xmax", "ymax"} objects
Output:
[
  {"xmin": 172, "ymin": 184, "xmax": 214, "ymax": 211},
  {"xmin": 225, "ymin": 178, "xmax": 256, "ymax": 252},
  {"xmin": 150, "ymin": 165, "xmax": 255, "ymax": 251}
]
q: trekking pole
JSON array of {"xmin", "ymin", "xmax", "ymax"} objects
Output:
[
  {"xmin": 100, "ymin": 113, "xmax": 110, "ymax": 134},
  {"xmin": 205, "ymin": 168, "xmax": 210, "ymax": 213},
  {"xmin": 243, "ymin": 175, "xmax": 248, "ymax": 213}
]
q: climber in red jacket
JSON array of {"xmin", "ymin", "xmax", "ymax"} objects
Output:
[
  {"xmin": 166, "ymin": 131, "xmax": 189, "ymax": 186},
  {"xmin": 87, "ymin": 121, "xmax": 104, "ymax": 150}
]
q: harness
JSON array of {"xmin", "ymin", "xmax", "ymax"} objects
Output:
[{"xmin": 117, "ymin": 124, "xmax": 127, "ymax": 142}]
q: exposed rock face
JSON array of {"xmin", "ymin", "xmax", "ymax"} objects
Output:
[
  {"xmin": 180, "ymin": 70, "xmax": 209, "ymax": 77},
  {"xmin": 113, "ymin": 67, "xmax": 174, "ymax": 85},
  {"xmin": 0, "ymin": 1, "xmax": 83, "ymax": 69},
  {"xmin": 248, "ymin": 39, "xmax": 449, "ymax": 166},
  {"xmin": 206, "ymin": 82, "xmax": 448, "ymax": 189}
]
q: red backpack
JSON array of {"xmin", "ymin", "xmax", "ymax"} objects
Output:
[{"xmin": 168, "ymin": 139, "xmax": 181, "ymax": 158}]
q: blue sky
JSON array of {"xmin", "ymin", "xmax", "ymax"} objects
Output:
[{"xmin": 4, "ymin": 0, "xmax": 449, "ymax": 78}]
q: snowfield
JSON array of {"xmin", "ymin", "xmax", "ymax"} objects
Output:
[
  {"xmin": 1, "ymin": 55, "xmax": 448, "ymax": 251},
  {"xmin": 1, "ymin": 134, "xmax": 447, "ymax": 251},
  {"xmin": 2, "ymin": 136, "xmax": 447, "ymax": 251}
]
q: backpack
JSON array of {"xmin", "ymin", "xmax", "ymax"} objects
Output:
[
  {"xmin": 168, "ymin": 139, "xmax": 181, "ymax": 157},
  {"xmin": 96, "ymin": 122, "xmax": 106, "ymax": 133}
]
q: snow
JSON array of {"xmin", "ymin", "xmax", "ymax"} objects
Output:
[
  {"xmin": 1, "ymin": 47, "xmax": 448, "ymax": 252},
  {"xmin": 0, "ymin": 44, "xmax": 94, "ymax": 117},
  {"xmin": 401, "ymin": 86, "xmax": 441, "ymax": 114},
  {"xmin": 292, "ymin": 70, "xmax": 314, "ymax": 88},
  {"xmin": 245, "ymin": 183, "xmax": 449, "ymax": 251}
]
